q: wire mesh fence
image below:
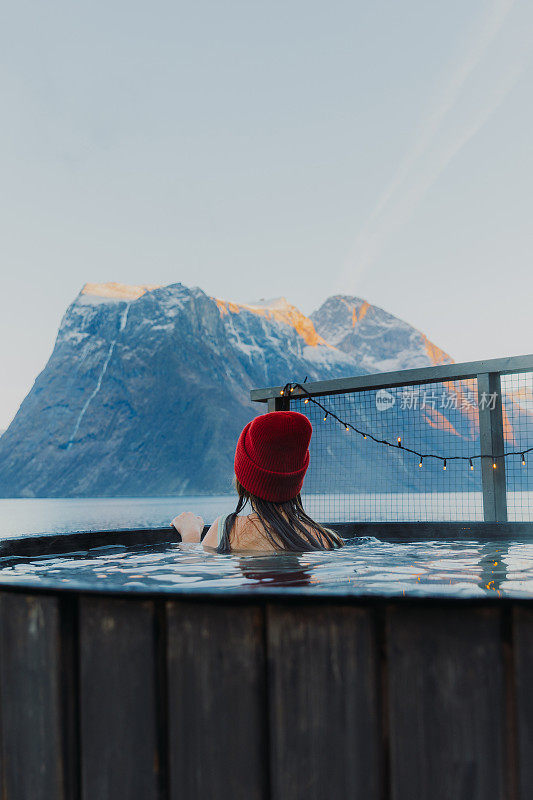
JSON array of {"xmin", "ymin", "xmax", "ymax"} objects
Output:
[{"xmin": 283, "ymin": 370, "xmax": 533, "ymax": 523}]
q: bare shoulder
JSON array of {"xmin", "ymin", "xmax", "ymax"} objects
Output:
[{"xmin": 231, "ymin": 514, "xmax": 277, "ymax": 552}]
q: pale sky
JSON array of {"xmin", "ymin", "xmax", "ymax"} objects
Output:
[{"xmin": 1, "ymin": 0, "xmax": 532, "ymax": 429}]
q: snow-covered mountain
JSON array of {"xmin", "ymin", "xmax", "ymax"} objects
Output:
[
  {"xmin": 0, "ymin": 282, "xmax": 456, "ymax": 498},
  {"xmin": 311, "ymin": 295, "xmax": 453, "ymax": 372}
]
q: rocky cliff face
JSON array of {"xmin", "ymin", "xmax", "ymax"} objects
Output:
[
  {"xmin": 0, "ymin": 282, "xmax": 459, "ymax": 498},
  {"xmin": 311, "ymin": 295, "xmax": 453, "ymax": 372}
]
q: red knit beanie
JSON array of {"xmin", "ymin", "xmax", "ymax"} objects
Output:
[{"xmin": 234, "ymin": 411, "xmax": 312, "ymax": 502}]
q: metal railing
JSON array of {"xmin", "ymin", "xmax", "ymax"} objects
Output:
[{"xmin": 251, "ymin": 354, "xmax": 533, "ymax": 524}]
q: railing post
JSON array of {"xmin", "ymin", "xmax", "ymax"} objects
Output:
[
  {"xmin": 267, "ymin": 397, "xmax": 290, "ymax": 412},
  {"xmin": 477, "ymin": 372, "xmax": 508, "ymax": 522}
]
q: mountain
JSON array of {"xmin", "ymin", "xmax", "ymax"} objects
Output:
[
  {"xmin": 0, "ymin": 282, "xmax": 459, "ymax": 498},
  {"xmin": 310, "ymin": 295, "xmax": 453, "ymax": 372}
]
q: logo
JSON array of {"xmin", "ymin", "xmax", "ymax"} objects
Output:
[{"xmin": 375, "ymin": 389, "xmax": 395, "ymax": 411}]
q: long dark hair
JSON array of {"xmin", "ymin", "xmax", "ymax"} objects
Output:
[{"xmin": 217, "ymin": 479, "xmax": 343, "ymax": 554}]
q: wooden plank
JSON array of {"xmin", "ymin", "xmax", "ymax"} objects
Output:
[
  {"xmin": 166, "ymin": 601, "xmax": 266, "ymax": 800},
  {"xmin": 512, "ymin": 606, "xmax": 533, "ymax": 799},
  {"xmin": 79, "ymin": 596, "xmax": 160, "ymax": 800},
  {"xmin": 387, "ymin": 606, "xmax": 506, "ymax": 800},
  {"xmin": 0, "ymin": 592, "xmax": 67, "ymax": 800},
  {"xmin": 267, "ymin": 604, "xmax": 380, "ymax": 800}
]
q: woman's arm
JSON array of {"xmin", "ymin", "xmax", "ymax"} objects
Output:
[
  {"xmin": 201, "ymin": 517, "xmax": 221, "ymax": 550},
  {"xmin": 171, "ymin": 512, "xmax": 204, "ymax": 543}
]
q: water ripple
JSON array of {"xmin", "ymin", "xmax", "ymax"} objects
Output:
[{"xmin": 0, "ymin": 536, "xmax": 530, "ymax": 597}]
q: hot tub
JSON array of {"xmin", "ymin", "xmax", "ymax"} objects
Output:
[{"xmin": 0, "ymin": 522, "xmax": 532, "ymax": 800}]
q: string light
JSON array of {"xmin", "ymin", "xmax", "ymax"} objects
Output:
[{"xmin": 278, "ymin": 381, "xmax": 533, "ymax": 471}]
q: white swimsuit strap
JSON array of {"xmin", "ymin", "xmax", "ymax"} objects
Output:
[{"xmin": 217, "ymin": 514, "xmax": 228, "ymax": 545}]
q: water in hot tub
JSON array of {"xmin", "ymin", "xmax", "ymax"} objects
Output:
[{"xmin": 0, "ymin": 536, "xmax": 531, "ymax": 597}]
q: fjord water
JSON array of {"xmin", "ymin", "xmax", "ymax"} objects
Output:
[
  {"xmin": 0, "ymin": 496, "xmax": 238, "ymax": 539},
  {"xmin": 0, "ymin": 492, "xmax": 531, "ymax": 539},
  {"xmin": 0, "ymin": 492, "xmax": 533, "ymax": 539}
]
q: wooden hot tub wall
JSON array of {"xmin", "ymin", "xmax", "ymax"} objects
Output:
[{"xmin": 1, "ymin": 552, "xmax": 533, "ymax": 799}]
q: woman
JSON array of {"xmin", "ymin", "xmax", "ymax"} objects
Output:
[{"xmin": 171, "ymin": 411, "xmax": 343, "ymax": 552}]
